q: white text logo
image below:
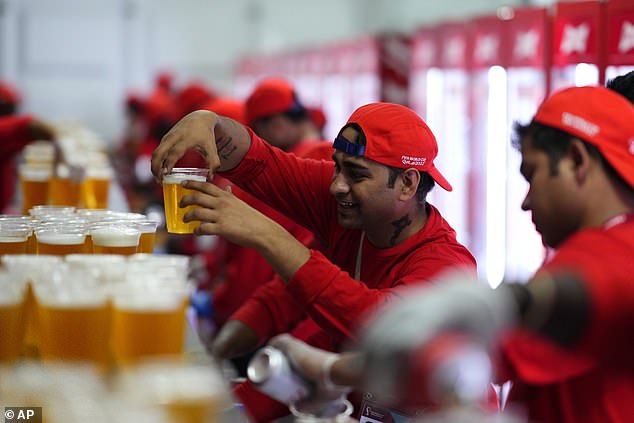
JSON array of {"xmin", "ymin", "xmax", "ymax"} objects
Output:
[{"xmin": 562, "ymin": 112, "xmax": 599, "ymax": 137}]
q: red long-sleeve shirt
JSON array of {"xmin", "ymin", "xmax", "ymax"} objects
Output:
[
  {"xmin": 224, "ymin": 130, "xmax": 476, "ymax": 421},
  {"xmin": 499, "ymin": 217, "xmax": 634, "ymax": 423},
  {"xmin": 0, "ymin": 115, "xmax": 34, "ymax": 212}
]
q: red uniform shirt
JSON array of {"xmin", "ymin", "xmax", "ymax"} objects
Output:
[
  {"xmin": 224, "ymin": 130, "xmax": 476, "ymax": 422},
  {"xmin": 0, "ymin": 115, "xmax": 34, "ymax": 212},
  {"xmin": 500, "ymin": 217, "xmax": 634, "ymax": 423}
]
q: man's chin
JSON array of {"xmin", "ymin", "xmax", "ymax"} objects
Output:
[{"xmin": 337, "ymin": 216, "xmax": 363, "ymax": 230}]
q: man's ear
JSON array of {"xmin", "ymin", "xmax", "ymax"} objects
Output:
[
  {"xmin": 568, "ymin": 138, "xmax": 592, "ymax": 184},
  {"xmin": 399, "ymin": 168, "xmax": 421, "ymax": 200}
]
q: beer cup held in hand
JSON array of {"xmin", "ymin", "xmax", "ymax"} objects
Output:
[{"xmin": 162, "ymin": 168, "xmax": 208, "ymax": 234}]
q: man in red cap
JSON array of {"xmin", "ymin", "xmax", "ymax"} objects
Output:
[
  {"xmin": 151, "ymin": 102, "xmax": 476, "ymax": 421},
  {"xmin": 0, "ymin": 81, "xmax": 56, "ymax": 212},
  {"xmin": 245, "ymin": 78, "xmax": 323, "ymax": 153},
  {"xmin": 280, "ymin": 86, "xmax": 634, "ymax": 423}
]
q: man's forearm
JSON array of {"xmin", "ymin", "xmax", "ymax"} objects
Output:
[
  {"xmin": 215, "ymin": 115, "xmax": 252, "ymax": 172},
  {"xmin": 255, "ymin": 223, "xmax": 312, "ymax": 283}
]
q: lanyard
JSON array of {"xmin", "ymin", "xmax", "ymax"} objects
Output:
[
  {"xmin": 355, "ymin": 231, "xmax": 365, "ymax": 281},
  {"xmin": 603, "ymin": 212, "xmax": 634, "ymax": 229}
]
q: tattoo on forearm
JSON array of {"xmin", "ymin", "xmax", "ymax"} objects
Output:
[
  {"xmin": 217, "ymin": 135, "xmax": 237, "ymax": 160},
  {"xmin": 390, "ymin": 215, "xmax": 412, "ymax": 246}
]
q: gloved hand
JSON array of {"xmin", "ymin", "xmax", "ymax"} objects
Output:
[
  {"xmin": 358, "ymin": 270, "xmax": 518, "ymax": 401},
  {"xmin": 269, "ymin": 334, "xmax": 351, "ymax": 393},
  {"xmin": 268, "ymin": 334, "xmax": 351, "ymax": 412}
]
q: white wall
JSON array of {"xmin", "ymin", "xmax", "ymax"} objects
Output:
[{"xmin": 0, "ymin": 0, "xmax": 550, "ymax": 144}]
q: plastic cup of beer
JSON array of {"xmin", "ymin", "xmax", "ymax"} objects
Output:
[
  {"xmin": 0, "ymin": 224, "xmax": 32, "ymax": 255},
  {"xmin": 2, "ymin": 255, "xmax": 63, "ymax": 358},
  {"xmin": 29, "ymin": 205, "xmax": 76, "ymax": 218},
  {"xmin": 162, "ymin": 168, "xmax": 208, "ymax": 234},
  {"xmin": 83, "ymin": 167, "xmax": 112, "ymax": 209},
  {"xmin": 49, "ymin": 164, "xmax": 83, "ymax": 207},
  {"xmin": 131, "ymin": 221, "xmax": 159, "ymax": 254},
  {"xmin": 111, "ymin": 285, "xmax": 188, "ymax": 365},
  {"xmin": 35, "ymin": 225, "xmax": 88, "ymax": 255},
  {"xmin": 35, "ymin": 270, "xmax": 110, "ymax": 366},
  {"xmin": 19, "ymin": 164, "xmax": 52, "ymax": 215},
  {"xmin": 90, "ymin": 224, "xmax": 140, "ymax": 255},
  {"xmin": 0, "ymin": 271, "xmax": 27, "ymax": 363},
  {"xmin": 116, "ymin": 359, "xmax": 231, "ymax": 423},
  {"xmin": 0, "ymin": 217, "xmax": 37, "ymax": 253}
]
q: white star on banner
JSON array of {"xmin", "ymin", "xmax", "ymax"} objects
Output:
[
  {"xmin": 618, "ymin": 21, "xmax": 634, "ymax": 53},
  {"xmin": 514, "ymin": 30, "xmax": 539, "ymax": 60},
  {"xmin": 475, "ymin": 35, "xmax": 499, "ymax": 63},
  {"xmin": 560, "ymin": 23, "xmax": 590, "ymax": 55},
  {"xmin": 444, "ymin": 37, "xmax": 464, "ymax": 66}
]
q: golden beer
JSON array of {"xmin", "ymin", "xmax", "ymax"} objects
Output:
[
  {"xmin": 19, "ymin": 165, "xmax": 52, "ymax": 215},
  {"xmin": 0, "ymin": 300, "xmax": 26, "ymax": 363},
  {"xmin": 26, "ymin": 232, "xmax": 37, "ymax": 254},
  {"xmin": 83, "ymin": 178, "xmax": 110, "ymax": 209},
  {"xmin": 162, "ymin": 170, "xmax": 207, "ymax": 234},
  {"xmin": 0, "ymin": 236, "xmax": 28, "ymax": 255},
  {"xmin": 20, "ymin": 180, "xmax": 50, "ymax": 215},
  {"xmin": 0, "ymin": 226, "xmax": 31, "ymax": 255},
  {"xmin": 112, "ymin": 299, "xmax": 186, "ymax": 364},
  {"xmin": 49, "ymin": 177, "xmax": 82, "ymax": 207},
  {"xmin": 38, "ymin": 301, "xmax": 110, "ymax": 365},
  {"xmin": 91, "ymin": 226, "xmax": 140, "ymax": 256},
  {"xmin": 138, "ymin": 232, "xmax": 156, "ymax": 254},
  {"xmin": 36, "ymin": 232, "xmax": 88, "ymax": 256},
  {"xmin": 135, "ymin": 220, "xmax": 158, "ymax": 254}
]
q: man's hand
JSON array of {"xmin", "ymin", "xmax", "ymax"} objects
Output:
[
  {"xmin": 151, "ymin": 111, "xmax": 250, "ymax": 180},
  {"xmin": 181, "ymin": 181, "xmax": 284, "ymax": 249},
  {"xmin": 268, "ymin": 335, "xmax": 351, "ymax": 410},
  {"xmin": 210, "ymin": 320, "xmax": 259, "ymax": 360},
  {"xmin": 180, "ymin": 180, "xmax": 311, "ymax": 281},
  {"xmin": 27, "ymin": 118, "xmax": 56, "ymax": 140}
]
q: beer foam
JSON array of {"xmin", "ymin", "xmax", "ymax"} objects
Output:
[
  {"xmin": 163, "ymin": 173, "xmax": 207, "ymax": 184},
  {"xmin": 19, "ymin": 165, "xmax": 52, "ymax": 181},
  {"xmin": 0, "ymin": 236, "xmax": 28, "ymax": 243},
  {"xmin": 37, "ymin": 232, "xmax": 86, "ymax": 245},
  {"xmin": 91, "ymin": 228, "xmax": 139, "ymax": 247}
]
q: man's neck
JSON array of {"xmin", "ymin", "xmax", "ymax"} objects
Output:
[{"xmin": 366, "ymin": 204, "xmax": 429, "ymax": 248}]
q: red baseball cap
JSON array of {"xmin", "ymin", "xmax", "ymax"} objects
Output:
[
  {"xmin": 337, "ymin": 102, "xmax": 452, "ymax": 191},
  {"xmin": 533, "ymin": 86, "xmax": 634, "ymax": 189},
  {"xmin": 201, "ymin": 97, "xmax": 246, "ymax": 125},
  {"xmin": 245, "ymin": 78, "xmax": 304, "ymax": 125},
  {"xmin": 0, "ymin": 81, "xmax": 20, "ymax": 105}
]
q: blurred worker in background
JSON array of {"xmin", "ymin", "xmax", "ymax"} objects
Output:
[
  {"xmin": 151, "ymin": 101, "xmax": 476, "ymax": 421},
  {"xmin": 245, "ymin": 78, "xmax": 325, "ymax": 154},
  {"xmin": 266, "ymin": 86, "xmax": 634, "ymax": 423},
  {"xmin": 0, "ymin": 80, "xmax": 57, "ymax": 213}
]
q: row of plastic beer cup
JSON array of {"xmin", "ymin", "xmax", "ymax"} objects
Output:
[
  {"xmin": 0, "ymin": 207, "xmax": 158, "ymax": 255},
  {"xmin": 0, "ymin": 254, "xmax": 190, "ymax": 367},
  {"xmin": 19, "ymin": 163, "xmax": 112, "ymax": 214},
  {"xmin": 0, "ymin": 359, "xmax": 234, "ymax": 423}
]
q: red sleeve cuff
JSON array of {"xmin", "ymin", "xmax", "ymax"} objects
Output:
[{"xmin": 286, "ymin": 250, "xmax": 340, "ymax": 307}]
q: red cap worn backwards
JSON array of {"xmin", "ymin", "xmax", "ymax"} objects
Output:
[
  {"xmin": 245, "ymin": 78, "xmax": 304, "ymax": 125},
  {"xmin": 337, "ymin": 102, "xmax": 452, "ymax": 191},
  {"xmin": 533, "ymin": 86, "xmax": 634, "ymax": 189}
]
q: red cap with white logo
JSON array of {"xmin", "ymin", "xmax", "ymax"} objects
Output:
[
  {"xmin": 533, "ymin": 86, "xmax": 634, "ymax": 189},
  {"xmin": 340, "ymin": 102, "xmax": 452, "ymax": 192}
]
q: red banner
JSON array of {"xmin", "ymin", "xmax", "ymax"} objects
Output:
[
  {"xmin": 552, "ymin": 1, "xmax": 603, "ymax": 66},
  {"xmin": 607, "ymin": 0, "xmax": 634, "ymax": 65}
]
